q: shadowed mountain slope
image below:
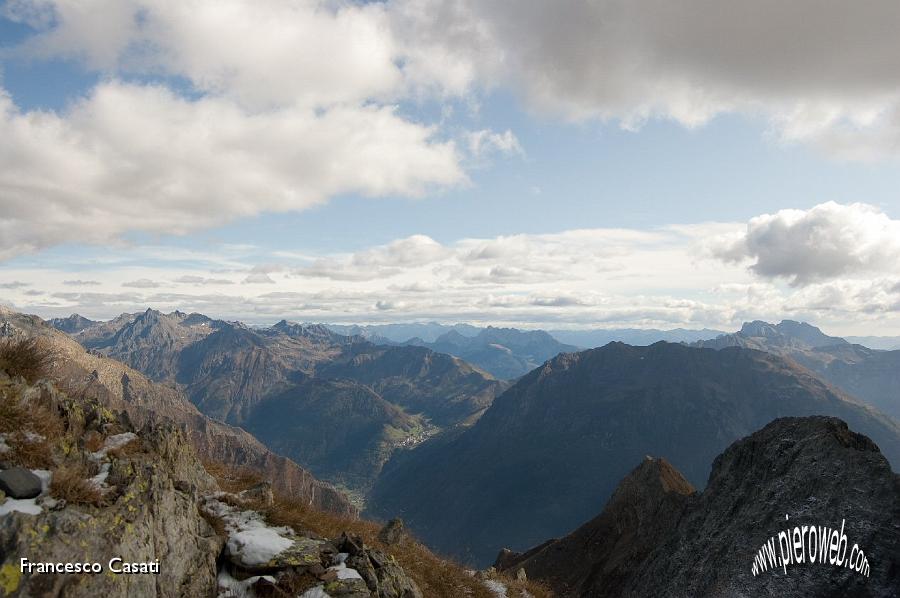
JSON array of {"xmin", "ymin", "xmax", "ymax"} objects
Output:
[
  {"xmin": 368, "ymin": 342, "xmax": 900, "ymax": 565},
  {"xmin": 696, "ymin": 320, "xmax": 900, "ymax": 420}
]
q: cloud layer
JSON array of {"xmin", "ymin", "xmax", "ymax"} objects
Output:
[
  {"xmin": 392, "ymin": 0, "xmax": 900, "ymax": 158},
  {"xmin": 3, "ymin": 0, "xmax": 900, "ymax": 259},
  {"xmin": 5, "ymin": 203, "xmax": 900, "ymax": 334}
]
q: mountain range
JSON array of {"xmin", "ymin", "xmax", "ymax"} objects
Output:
[
  {"xmin": 547, "ymin": 326, "xmax": 725, "ymax": 348},
  {"xmin": 367, "ymin": 341, "xmax": 900, "ymax": 565},
  {"xmin": 36, "ymin": 308, "xmax": 900, "ymax": 584},
  {"xmin": 695, "ymin": 320, "xmax": 900, "ymax": 421},
  {"xmin": 46, "ymin": 309, "xmax": 504, "ymax": 493},
  {"xmin": 405, "ymin": 326, "xmax": 579, "ymax": 379}
]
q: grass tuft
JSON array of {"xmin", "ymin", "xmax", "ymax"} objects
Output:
[
  {"xmin": 50, "ymin": 463, "xmax": 103, "ymax": 506},
  {"xmin": 0, "ymin": 337, "xmax": 56, "ymax": 383}
]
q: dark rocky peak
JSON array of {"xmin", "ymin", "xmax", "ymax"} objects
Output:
[
  {"xmin": 739, "ymin": 319, "xmax": 781, "ymax": 338},
  {"xmin": 48, "ymin": 313, "xmax": 98, "ymax": 334},
  {"xmin": 494, "ymin": 456, "xmax": 696, "ymax": 595},
  {"xmin": 180, "ymin": 312, "xmax": 217, "ymax": 327},
  {"xmin": 432, "ymin": 328, "xmax": 469, "ymax": 347},
  {"xmin": 112, "ymin": 308, "xmax": 177, "ymax": 341},
  {"xmin": 736, "ymin": 319, "xmax": 848, "ymax": 349},
  {"xmin": 775, "ymin": 319, "xmax": 848, "ymax": 348},
  {"xmin": 503, "ymin": 417, "xmax": 899, "ymax": 597},
  {"xmin": 197, "ymin": 322, "xmax": 266, "ymax": 349},
  {"xmin": 270, "ymin": 319, "xmax": 354, "ymax": 345}
]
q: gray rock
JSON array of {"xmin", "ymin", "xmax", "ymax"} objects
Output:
[
  {"xmin": 346, "ymin": 553, "xmax": 379, "ymax": 593},
  {"xmin": 0, "ymin": 467, "xmax": 42, "ymax": 499},
  {"xmin": 373, "ymin": 559, "xmax": 424, "ymax": 598},
  {"xmin": 377, "ymin": 517, "xmax": 406, "ymax": 546}
]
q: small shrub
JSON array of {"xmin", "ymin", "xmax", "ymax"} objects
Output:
[
  {"xmin": 3, "ymin": 433, "xmax": 55, "ymax": 469},
  {"xmin": 0, "ymin": 389, "xmax": 64, "ymax": 468},
  {"xmin": 83, "ymin": 431, "xmax": 105, "ymax": 453},
  {"xmin": 201, "ymin": 460, "xmax": 264, "ymax": 493},
  {"xmin": 50, "ymin": 463, "xmax": 102, "ymax": 506},
  {"xmin": 107, "ymin": 437, "xmax": 143, "ymax": 459},
  {"xmin": 0, "ymin": 337, "xmax": 56, "ymax": 383}
]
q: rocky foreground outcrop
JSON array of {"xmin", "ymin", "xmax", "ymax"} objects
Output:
[
  {"xmin": 0, "ymin": 371, "xmax": 223, "ymax": 597},
  {"xmin": 0, "ymin": 362, "xmax": 423, "ymax": 597},
  {"xmin": 498, "ymin": 416, "xmax": 900, "ymax": 597}
]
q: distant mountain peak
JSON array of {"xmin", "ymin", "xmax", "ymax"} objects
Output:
[{"xmin": 735, "ymin": 318, "xmax": 848, "ymax": 348}]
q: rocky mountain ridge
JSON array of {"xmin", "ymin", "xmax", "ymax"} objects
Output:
[
  {"xmin": 406, "ymin": 326, "xmax": 579, "ymax": 379},
  {"xmin": 498, "ymin": 417, "xmax": 900, "ymax": 596},
  {"xmin": 695, "ymin": 319, "xmax": 900, "ymax": 420},
  {"xmin": 45, "ymin": 309, "xmax": 505, "ymax": 493},
  {"xmin": 368, "ymin": 341, "xmax": 900, "ymax": 565}
]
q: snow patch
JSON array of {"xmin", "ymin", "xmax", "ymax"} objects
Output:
[
  {"xmin": 32, "ymin": 469, "xmax": 52, "ymax": 494},
  {"xmin": 0, "ymin": 498, "xmax": 42, "ymax": 516},
  {"xmin": 299, "ymin": 587, "xmax": 331, "ymax": 598},
  {"xmin": 203, "ymin": 496, "xmax": 296, "ymax": 567},
  {"xmin": 91, "ymin": 432, "xmax": 137, "ymax": 459},
  {"xmin": 484, "ymin": 579, "xmax": 508, "ymax": 597},
  {"xmin": 89, "ymin": 462, "xmax": 111, "ymax": 488},
  {"xmin": 216, "ymin": 568, "xmax": 276, "ymax": 598},
  {"xmin": 227, "ymin": 528, "xmax": 294, "ymax": 567},
  {"xmin": 326, "ymin": 562, "xmax": 363, "ymax": 580}
]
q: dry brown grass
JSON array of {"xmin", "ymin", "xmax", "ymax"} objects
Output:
[
  {"xmin": 2, "ymin": 434, "xmax": 54, "ymax": 469},
  {"xmin": 50, "ymin": 463, "xmax": 102, "ymax": 506},
  {"xmin": 107, "ymin": 437, "xmax": 144, "ymax": 459},
  {"xmin": 0, "ymin": 385, "xmax": 65, "ymax": 468},
  {"xmin": 83, "ymin": 431, "xmax": 104, "ymax": 453},
  {"xmin": 201, "ymin": 460, "xmax": 266, "ymax": 493},
  {"xmin": 0, "ymin": 337, "xmax": 56, "ymax": 383},
  {"xmin": 202, "ymin": 463, "xmax": 552, "ymax": 598}
]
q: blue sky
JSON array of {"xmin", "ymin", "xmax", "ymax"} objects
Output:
[{"xmin": 2, "ymin": 1, "xmax": 900, "ymax": 334}]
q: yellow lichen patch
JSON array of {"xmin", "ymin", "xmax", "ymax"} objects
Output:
[{"xmin": 0, "ymin": 562, "xmax": 22, "ymax": 596}]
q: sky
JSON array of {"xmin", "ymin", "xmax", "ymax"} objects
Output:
[{"xmin": 1, "ymin": 0, "xmax": 900, "ymax": 335}]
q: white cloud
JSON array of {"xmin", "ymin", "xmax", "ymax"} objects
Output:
[
  {"xmin": 3, "ymin": 0, "xmax": 405, "ymax": 109},
  {"xmin": 174, "ymin": 275, "xmax": 234, "ymax": 286},
  {"xmin": 390, "ymin": 0, "xmax": 900, "ymax": 159},
  {"xmin": 712, "ymin": 202, "xmax": 900, "ymax": 285},
  {"xmin": 466, "ymin": 129, "xmax": 523, "ymax": 158},
  {"xmin": 295, "ymin": 234, "xmax": 450, "ymax": 281},
  {"xmin": 0, "ymin": 82, "xmax": 462, "ymax": 259},
  {"xmin": 243, "ymin": 273, "xmax": 276, "ymax": 284},
  {"xmin": 0, "ymin": 0, "xmax": 477, "ymax": 260},
  {"xmin": 122, "ymin": 278, "xmax": 162, "ymax": 289}
]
